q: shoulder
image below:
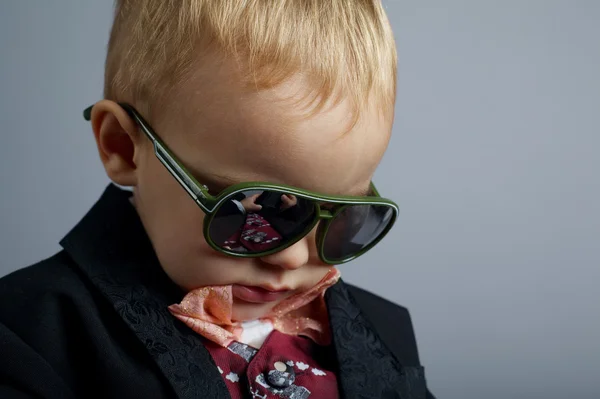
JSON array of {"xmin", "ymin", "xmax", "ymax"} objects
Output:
[
  {"xmin": 0, "ymin": 251, "xmax": 87, "ymax": 305},
  {"xmin": 345, "ymin": 283, "xmax": 421, "ymax": 366},
  {"xmin": 0, "ymin": 251, "xmax": 99, "ymax": 343},
  {"xmin": 0, "ymin": 252, "xmax": 96, "ymax": 398}
]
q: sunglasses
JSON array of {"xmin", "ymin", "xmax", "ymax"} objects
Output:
[{"xmin": 84, "ymin": 103, "xmax": 399, "ymax": 264}]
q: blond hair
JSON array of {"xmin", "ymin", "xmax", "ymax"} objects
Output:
[{"xmin": 105, "ymin": 0, "xmax": 397, "ymax": 124}]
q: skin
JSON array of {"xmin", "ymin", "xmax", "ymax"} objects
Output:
[{"xmin": 90, "ymin": 56, "xmax": 393, "ymax": 321}]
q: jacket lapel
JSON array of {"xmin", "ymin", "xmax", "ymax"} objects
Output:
[
  {"xmin": 326, "ymin": 281, "xmax": 427, "ymax": 399},
  {"xmin": 60, "ymin": 184, "xmax": 230, "ymax": 399}
]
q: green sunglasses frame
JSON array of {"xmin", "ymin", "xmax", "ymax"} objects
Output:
[{"xmin": 84, "ymin": 103, "xmax": 399, "ymax": 264}]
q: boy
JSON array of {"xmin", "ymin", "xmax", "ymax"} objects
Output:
[{"xmin": 0, "ymin": 1, "xmax": 435, "ymax": 398}]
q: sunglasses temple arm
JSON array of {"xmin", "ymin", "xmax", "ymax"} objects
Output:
[
  {"xmin": 83, "ymin": 106, "xmax": 93, "ymax": 121},
  {"xmin": 152, "ymin": 144, "xmax": 215, "ymax": 213},
  {"xmin": 83, "ymin": 103, "xmax": 212, "ymax": 212}
]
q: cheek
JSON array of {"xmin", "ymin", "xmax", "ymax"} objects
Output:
[
  {"xmin": 138, "ymin": 171, "xmax": 205, "ymax": 245},
  {"xmin": 134, "ymin": 163, "xmax": 218, "ymax": 288}
]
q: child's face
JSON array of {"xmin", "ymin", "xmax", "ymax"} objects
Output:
[{"xmin": 130, "ymin": 60, "xmax": 393, "ymax": 321}]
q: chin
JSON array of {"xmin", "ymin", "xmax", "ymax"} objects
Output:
[{"xmin": 231, "ymin": 300, "xmax": 276, "ymax": 322}]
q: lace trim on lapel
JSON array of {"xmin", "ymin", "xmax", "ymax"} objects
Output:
[
  {"xmin": 60, "ymin": 184, "xmax": 230, "ymax": 399},
  {"xmin": 325, "ymin": 281, "xmax": 427, "ymax": 399}
]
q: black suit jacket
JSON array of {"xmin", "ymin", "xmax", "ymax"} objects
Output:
[{"xmin": 0, "ymin": 185, "xmax": 434, "ymax": 399}]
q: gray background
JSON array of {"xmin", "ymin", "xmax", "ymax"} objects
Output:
[{"xmin": 1, "ymin": 1, "xmax": 599, "ymax": 398}]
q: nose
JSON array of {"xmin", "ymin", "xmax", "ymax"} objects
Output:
[{"xmin": 259, "ymin": 236, "xmax": 311, "ymax": 270}]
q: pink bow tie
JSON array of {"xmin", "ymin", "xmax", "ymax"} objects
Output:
[{"xmin": 168, "ymin": 268, "xmax": 341, "ymax": 347}]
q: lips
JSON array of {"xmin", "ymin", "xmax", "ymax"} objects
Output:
[{"xmin": 232, "ymin": 284, "xmax": 292, "ymax": 304}]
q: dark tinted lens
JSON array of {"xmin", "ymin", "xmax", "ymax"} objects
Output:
[
  {"xmin": 209, "ymin": 189, "xmax": 317, "ymax": 254},
  {"xmin": 322, "ymin": 204, "xmax": 394, "ymax": 262}
]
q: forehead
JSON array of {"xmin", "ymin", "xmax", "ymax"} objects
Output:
[{"xmin": 155, "ymin": 62, "xmax": 393, "ymax": 196}]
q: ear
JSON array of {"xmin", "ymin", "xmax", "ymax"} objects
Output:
[{"xmin": 90, "ymin": 100, "xmax": 144, "ymax": 186}]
